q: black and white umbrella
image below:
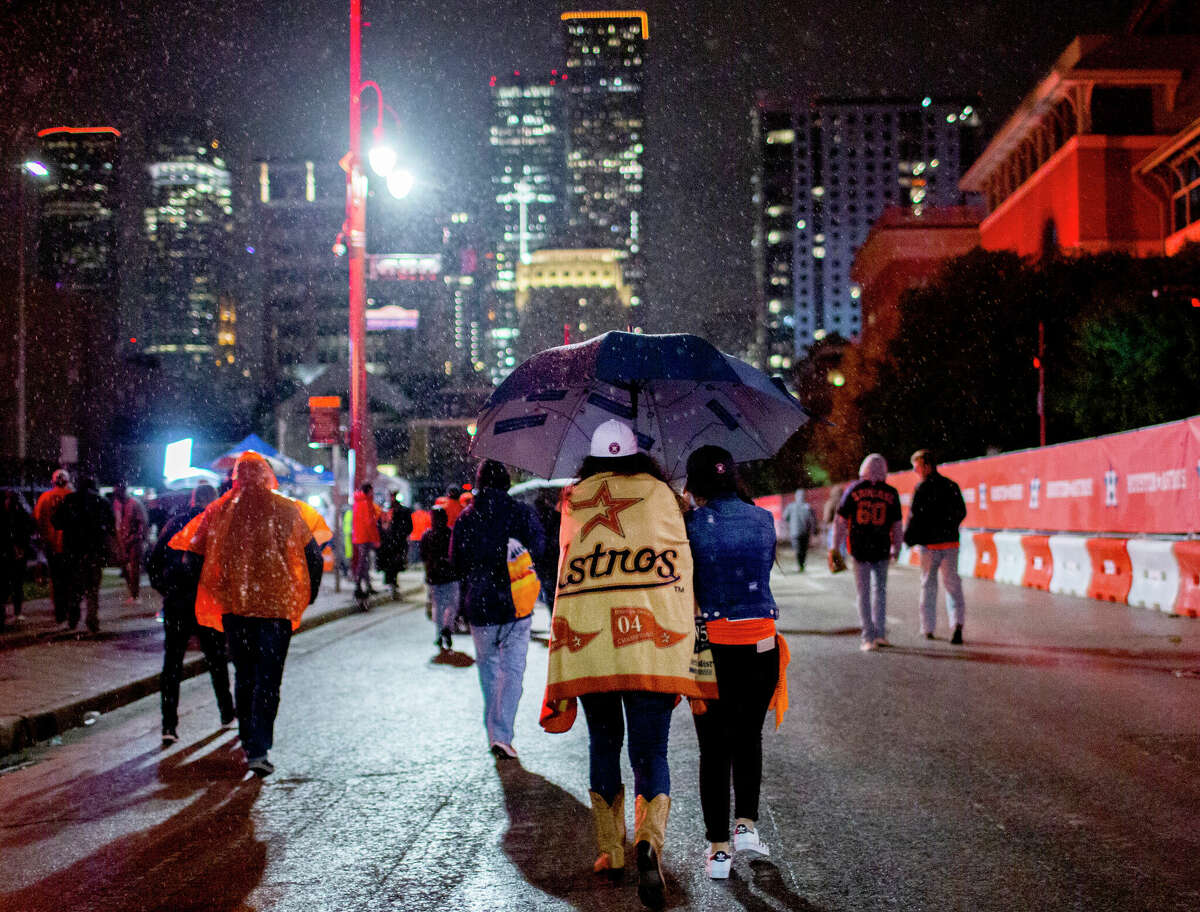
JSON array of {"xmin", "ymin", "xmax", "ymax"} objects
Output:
[{"xmin": 471, "ymin": 332, "xmax": 810, "ymax": 480}]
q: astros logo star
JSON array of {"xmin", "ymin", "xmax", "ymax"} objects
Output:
[{"xmin": 570, "ymin": 480, "xmax": 642, "ymax": 540}]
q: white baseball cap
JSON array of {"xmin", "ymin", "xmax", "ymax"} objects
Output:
[{"xmin": 589, "ymin": 419, "xmax": 638, "ymax": 458}]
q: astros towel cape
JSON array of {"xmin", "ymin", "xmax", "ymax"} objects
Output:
[{"xmin": 545, "ymin": 471, "xmax": 717, "ymax": 702}]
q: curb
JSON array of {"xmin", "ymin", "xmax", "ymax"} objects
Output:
[{"xmin": 0, "ymin": 584, "xmax": 424, "ymax": 758}]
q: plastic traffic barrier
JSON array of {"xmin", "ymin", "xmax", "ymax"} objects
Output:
[
  {"xmin": 1173, "ymin": 541, "xmax": 1200, "ymax": 617},
  {"xmin": 1085, "ymin": 538, "xmax": 1133, "ymax": 604},
  {"xmin": 1021, "ymin": 535, "xmax": 1053, "ymax": 591},
  {"xmin": 1049, "ymin": 535, "xmax": 1092, "ymax": 597},
  {"xmin": 1126, "ymin": 539, "xmax": 1181, "ymax": 613},
  {"xmin": 993, "ymin": 532, "xmax": 1025, "ymax": 585},
  {"xmin": 972, "ymin": 532, "xmax": 997, "ymax": 580},
  {"xmin": 957, "ymin": 528, "xmax": 977, "ymax": 578}
]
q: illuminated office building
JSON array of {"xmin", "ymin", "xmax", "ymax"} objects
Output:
[
  {"xmin": 751, "ymin": 95, "xmax": 982, "ymax": 366},
  {"xmin": 487, "ymin": 71, "xmax": 565, "ymax": 382},
  {"xmin": 140, "ymin": 135, "xmax": 236, "ymax": 380},
  {"xmin": 560, "ymin": 10, "xmax": 647, "ymax": 313}
]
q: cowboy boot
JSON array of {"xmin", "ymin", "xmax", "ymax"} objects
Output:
[
  {"xmin": 589, "ymin": 788, "xmax": 626, "ymax": 876},
  {"xmin": 633, "ymin": 793, "xmax": 670, "ymax": 910}
]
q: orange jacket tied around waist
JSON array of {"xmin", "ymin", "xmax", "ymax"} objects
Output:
[{"xmin": 168, "ymin": 452, "xmax": 315, "ymax": 633}]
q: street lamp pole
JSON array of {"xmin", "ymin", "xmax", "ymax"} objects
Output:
[
  {"xmin": 347, "ymin": 0, "xmax": 369, "ymax": 491},
  {"xmin": 16, "ymin": 177, "xmax": 28, "ymax": 465}
]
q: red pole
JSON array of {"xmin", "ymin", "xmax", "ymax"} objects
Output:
[
  {"xmin": 563, "ymin": 322, "xmax": 571, "ymax": 345},
  {"xmin": 348, "ymin": 0, "xmax": 369, "ymax": 488},
  {"xmin": 1037, "ymin": 320, "xmax": 1046, "ymax": 447}
]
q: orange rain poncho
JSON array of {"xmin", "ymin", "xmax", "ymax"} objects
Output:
[{"xmin": 169, "ymin": 452, "xmax": 314, "ymax": 632}]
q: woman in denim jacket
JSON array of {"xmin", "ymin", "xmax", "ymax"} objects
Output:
[{"xmin": 684, "ymin": 445, "xmax": 780, "ymax": 880}]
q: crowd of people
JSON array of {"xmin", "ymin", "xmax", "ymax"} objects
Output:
[{"xmin": 1, "ymin": 434, "xmax": 969, "ymax": 909}]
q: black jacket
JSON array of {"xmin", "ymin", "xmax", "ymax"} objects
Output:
[
  {"xmin": 450, "ymin": 488, "xmax": 544, "ymax": 626},
  {"xmin": 420, "ymin": 525, "xmax": 457, "ymax": 585},
  {"xmin": 903, "ymin": 471, "xmax": 967, "ymax": 547},
  {"xmin": 53, "ymin": 490, "xmax": 114, "ymax": 559},
  {"xmin": 147, "ymin": 507, "xmax": 204, "ymax": 615}
]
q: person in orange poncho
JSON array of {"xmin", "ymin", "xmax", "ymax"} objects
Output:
[{"xmin": 169, "ymin": 451, "xmax": 323, "ymax": 777}]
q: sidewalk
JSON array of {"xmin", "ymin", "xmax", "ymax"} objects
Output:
[{"xmin": 0, "ymin": 568, "xmax": 427, "ymax": 756}]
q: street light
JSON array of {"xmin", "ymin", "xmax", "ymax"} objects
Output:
[
  {"xmin": 16, "ymin": 159, "xmax": 49, "ymax": 469},
  {"xmin": 346, "ymin": 0, "xmax": 409, "ymax": 491}
]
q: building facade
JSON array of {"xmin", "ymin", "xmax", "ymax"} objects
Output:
[
  {"xmin": 750, "ymin": 95, "xmax": 982, "ymax": 367},
  {"xmin": 140, "ymin": 135, "xmax": 237, "ymax": 382},
  {"xmin": 560, "ymin": 10, "xmax": 647, "ymax": 314},
  {"xmin": 514, "ymin": 247, "xmax": 631, "ymax": 358},
  {"xmin": 487, "ymin": 71, "xmax": 565, "ymax": 383}
]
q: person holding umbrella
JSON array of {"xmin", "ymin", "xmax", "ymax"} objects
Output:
[
  {"xmin": 684, "ymin": 446, "xmax": 786, "ymax": 879},
  {"xmin": 541, "ymin": 420, "xmax": 714, "ymax": 911}
]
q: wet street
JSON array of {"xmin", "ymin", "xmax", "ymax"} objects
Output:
[{"xmin": 3, "ymin": 564, "xmax": 1200, "ymax": 912}]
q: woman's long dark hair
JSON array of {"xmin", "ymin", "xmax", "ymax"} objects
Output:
[{"xmin": 576, "ymin": 452, "xmax": 668, "ymax": 483}]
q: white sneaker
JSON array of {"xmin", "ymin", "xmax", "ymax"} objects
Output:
[
  {"xmin": 706, "ymin": 847, "xmax": 732, "ymax": 879},
  {"xmin": 490, "ymin": 741, "xmax": 519, "ymax": 760},
  {"xmin": 733, "ymin": 824, "xmax": 770, "ymax": 856},
  {"xmin": 860, "ymin": 640, "xmax": 877, "ymax": 652}
]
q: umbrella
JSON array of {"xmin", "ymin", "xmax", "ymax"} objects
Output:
[
  {"xmin": 471, "ymin": 331, "xmax": 810, "ymax": 480},
  {"xmin": 209, "ymin": 434, "xmax": 293, "ymax": 481}
]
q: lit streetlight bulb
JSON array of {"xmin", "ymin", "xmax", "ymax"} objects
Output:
[
  {"xmin": 368, "ymin": 143, "xmax": 397, "ymax": 177},
  {"xmin": 22, "ymin": 161, "xmax": 49, "ymax": 177},
  {"xmin": 386, "ymin": 168, "xmax": 414, "ymax": 199}
]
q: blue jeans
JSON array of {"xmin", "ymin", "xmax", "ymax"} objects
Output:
[
  {"xmin": 470, "ymin": 615, "xmax": 532, "ymax": 746},
  {"xmin": 853, "ymin": 558, "xmax": 889, "ymax": 642},
  {"xmin": 224, "ymin": 615, "xmax": 292, "ymax": 760},
  {"xmin": 430, "ymin": 582, "xmax": 460, "ymax": 632},
  {"xmin": 580, "ymin": 691, "xmax": 676, "ymax": 803},
  {"xmin": 918, "ymin": 546, "xmax": 966, "ymax": 633}
]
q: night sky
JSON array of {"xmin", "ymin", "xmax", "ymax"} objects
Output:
[{"xmin": 2, "ymin": 0, "xmax": 1132, "ymax": 327}]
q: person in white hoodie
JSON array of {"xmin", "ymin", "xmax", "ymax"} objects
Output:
[{"xmin": 833, "ymin": 454, "xmax": 903, "ymax": 651}]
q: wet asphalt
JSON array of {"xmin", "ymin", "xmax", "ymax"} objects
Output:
[{"xmin": 2, "ymin": 561, "xmax": 1200, "ymax": 911}]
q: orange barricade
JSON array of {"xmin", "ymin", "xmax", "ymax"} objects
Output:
[
  {"xmin": 1173, "ymin": 541, "xmax": 1200, "ymax": 618},
  {"xmin": 1085, "ymin": 538, "xmax": 1133, "ymax": 603},
  {"xmin": 1021, "ymin": 535, "xmax": 1053, "ymax": 590},
  {"xmin": 972, "ymin": 532, "xmax": 996, "ymax": 580}
]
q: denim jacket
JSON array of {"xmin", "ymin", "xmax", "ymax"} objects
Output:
[{"xmin": 686, "ymin": 496, "xmax": 778, "ymax": 621}]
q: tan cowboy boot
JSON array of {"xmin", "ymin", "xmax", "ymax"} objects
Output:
[
  {"xmin": 633, "ymin": 793, "xmax": 670, "ymax": 910},
  {"xmin": 589, "ymin": 788, "xmax": 626, "ymax": 875}
]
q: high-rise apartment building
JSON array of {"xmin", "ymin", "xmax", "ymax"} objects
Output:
[
  {"xmin": 560, "ymin": 10, "xmax": 647, "ymax": 313},
  {"xmin": 140, "ymin": 135, "xmax": 236, "ymax": 381},
  {"xmin": 751, "ymin": 96, "xmax": 982, "ymax": 367},
  {"xmin": 487, "ymin": 71, "xmax": 566, "ymax": 382}
]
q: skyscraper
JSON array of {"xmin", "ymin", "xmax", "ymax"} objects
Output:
[
  {"xmin": 487, "ymin": 71, "xmax": 565, "ymax": 382},
  {"xmin": 36, "ymin": 126, "xmax": 121, "ymax": 297},
  {"xmin": 751, "ymin": 96, "xmax": 982, "ymax": 368},
  {"xmin": 140, "ymin": 134, "xmax": 236, "ymax": 382},
  {"xmin": 560, "ymin": 10, "xmax": 647, "ymax": 313}
]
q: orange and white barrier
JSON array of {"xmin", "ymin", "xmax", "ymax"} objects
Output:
[
  {"xmin": 1085, "ymin": 538, "xmax": 1134, "ymax": 604},
  {"xmin": 972, "ymin": 532, "xmax": 997, "ymax": 580},
  {"xmin": 1021, "ymin": 535, "xmax": 1054, "ymax": 591},
  {"xmin": 993, "ymin": 532, "xmax": 1026, "ymax": 585},
  {"xmin": 1126, "ymin": 539, "xmax": 1180, "ymax": 613},
  {"xmin": 1048, "ymin": 535, "xmax": 1092, "ymax": 598},
  {"xmin": 1174, "ymin": 542, "xmax": 1200, "ymax": 617}
]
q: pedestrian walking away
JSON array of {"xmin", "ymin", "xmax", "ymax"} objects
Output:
[
  {"xmin": 782, "ymin": 489, "xmax": 816, "ymax": 572},
  {"xmin": 168, "ymin": 451, "xmax": 323, "ymax": 777},
  {"xmin": 34, "ymin": 469, "xmax": 74, "ymax": 625},
  {"xmin": 684, "ymin": 446, "xmax": 789, "ymax": 880},
  {"xmin": 378, "ymin": 492, "xmax": 412, "ymax": 597},
  {"xmin": 112, "ymin": 481, "xmax": 148, "ymax": 601},
  {"xmin": 351, "ymin": 483, "xmax": 382, "ymax": 598},
  {"xmin": 147, "ymin": 482, "xmax": 236, "ymax": 746},
  {"xmin": 539, "ymin": 420, "xmax": 716, "ymax": 911},
  {"xmin": 834, "ymin": 453, "xmax": 903, "ymax": 651},
  {"xmin": 450, "ymin": 459, "xmax": 544, "ymax": 760},
  {"xmin": 434, "ymin": 485, "xmax": 465, "ymax": 527},
  {"xmin": 904, "ymin": 448, "xmax": 968, "ymax": 644},
  {"xmin": 52, "ymin": 476, "xmax": 114, "ymax": 633},
  {"xmin": 0, "ymin": 490, "xmax": 36, "ymax": 629},
  {"xmin": 420, "ymin": 506, "xmax": 459, "ymax": 652}
]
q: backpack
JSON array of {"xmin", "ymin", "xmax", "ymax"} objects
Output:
[{"xmin": 507, "ymin": 538, "xmax": 541, "ymax": 619}]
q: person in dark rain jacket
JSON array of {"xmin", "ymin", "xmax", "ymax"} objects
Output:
[
  {"xmin": 148, "ymin": 482, "xmax": 235, "ymax": 745},
  {"xmin": 450, "ymin": 459, "xmax": 544, "ymax": 760},
  {"xmin": 53, "ymin": 476, "xmax": 114, "ymax": 633},
  {"xmin": 0, "ymin": 491, "xmax": 35, "ymax": 629}
]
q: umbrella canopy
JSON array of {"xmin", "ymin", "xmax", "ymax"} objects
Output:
[
  {"xmin": 209, "ymin": 434, "xmax": 293, "ymax": 481},
  {"xmin": 471, "ymin": 332, "xmax": 809, "ymax": 480}
]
